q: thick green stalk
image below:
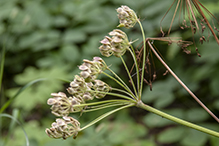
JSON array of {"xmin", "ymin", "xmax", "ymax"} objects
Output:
[{"xmin": 137, "ymin": 100, "xmax": 219, "ymax": 138}]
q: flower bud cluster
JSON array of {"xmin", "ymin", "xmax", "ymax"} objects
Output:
[
  {"xmin": 99, "ymin": 29, "xmax": 130, "ymax": 57},
  {"xmin": 117, "ymin": 5, "xmax": 137, "ymax": 28},
  {"xmin": 45, "ymin": 116, "xmax": 80, "ymax": 139}
]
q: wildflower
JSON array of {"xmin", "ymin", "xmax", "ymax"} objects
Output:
[
  {"xmin": 45, "ymin": 116, "xmax": 80, "ymax": 139},
  {"xmin": 116, "ymin": 5, "xmax": 138, "ymax": 28}
]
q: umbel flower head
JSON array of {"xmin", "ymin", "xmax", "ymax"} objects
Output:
[
  {"xmin": 45, "ymin": 116, "xmax": 80, "ymax": 139},
  {"xmin": 47, "ymin": 57, "xmax": 111, "ymax": 117},
  {"xmin": 79, "ymin": 57, "xmax": 107, "ymax": 82},
  {"xmin": 47, "ymin": 92, "xmax": 84, "ymax": 117},
  {"xmin": 99, "ymin": 29, "xmax": 131, "ymax": 57},
  {"xmin": 117, "ymin": 5, "xmax": 138, "ymax": 28},
  {"xmin": 93, "ymin": 80, "xmax": 111, "ymax": 99}
]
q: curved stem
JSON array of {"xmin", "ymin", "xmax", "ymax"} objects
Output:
[
  {"xmin": 103, "ymin": 69, "xmax": 136, "ymax": 100},
  {"xmin": 88, "ymin": 90, "xmax": 136, "ymax": 101},
  {"xmin": 120, "ymin": 56, "xmax": 138, "ymax": 98},
  {"xmin": 137, "ymin": 100, "xmax": 219, "ymax": 138},
  {"xmin": 137, "ymin": 19, "xmax": 146, "ymax": 100},
  {"xmin": 129, "ymin": 45, "xmax": 140, "ymax": 93},
  {"xmin": 147, "ymin": 41, "xmax": 219, "ymax": 123},
  {"xmin": 82, "ymin": 102, "xmax": 131, "ymax": 113},
  {"xmin": 75, "ymin": 99, "xmax": 133, "ymax": 107},
  {"xmin": 79, "ymin": 103, "xmax": 135, "ymax": 131},
  {"xmin": 0, "ymin": 44, "xmax": 5, "ymax": 93},
  {"xmin": 111, "ymin": 87, "xmax": 134, "ymax": 98}
]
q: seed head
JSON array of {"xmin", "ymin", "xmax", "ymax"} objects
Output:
[
  {"xmin": 79, "ymin": 57, "xmax": 107, "ymax": 81},
  {"xmin": 116, "ymin": 5, "xmax": 137, "ymax": 28},
  {"xmin": 45, "ymin": 116, "xmax": 80, "ymax": 140},
  {"xmin": 93, "ymin": 80, "xmax": 110, "ymax": 99},
  {"xmin": 48, "ymin": 92, "xmax": 85, "ymax": 116},
  {"xmin": 99, "ymin": 29, "xmax": 130, "ymax": 57}
]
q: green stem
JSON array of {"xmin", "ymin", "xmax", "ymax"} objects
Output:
[
  {"xmin": 79, "ymin": 103, "xmax": 135, "ymax": 131},
  {"xmin": 147, "ymin": 41, "xmax": 219, "ymax": 123},
  {"xmin": 128, "ymin": 46, "xmax": 140, "ymax": 93},
  {"xmin": 0, "ymin": 44, "xmax": 6, "ymax": 93},
  {"xmin": 74, "ymin": 99, "xmax": 133, "ymax": 108},
  {"xmin": 137, "ymin": 20, "xmax": 146, "ymax": 99},
  {"xmin": 137, "ymin": 100, "xmax": 219, "ymax": 138},
  {"xmin": 82, "ymin": 102, "xmax": 131, "ymax": 113},
  {"xmin": 88, "ymin": 90, "xmax": 136, "ymax": 101},
  {"xmin": 111, "ymin": 87, "xmax": 134, "ymax": 98},
  {"xmin": 120, "ymin": 56, "xmax": 138, "ymax": 98},
  {"xmin": 0, "ymin": 78, "xmax": 46, "ymax": 113},
  {"xmin": 102, "ymin": 69, "xmax": 136, "ymax": 99}
]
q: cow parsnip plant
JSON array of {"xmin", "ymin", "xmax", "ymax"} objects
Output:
[{"xmin": 45, "ymin": 5, "xmax": 219, "ymax": 140}]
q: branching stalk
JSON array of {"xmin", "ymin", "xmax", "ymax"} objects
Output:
[
  {"xmin": 80, "ymin": 103, "xmax": 135, "ymax": 131},
  {"xmin": 120, "ymin": 56, "xmax": 138, "ymax": 98}
]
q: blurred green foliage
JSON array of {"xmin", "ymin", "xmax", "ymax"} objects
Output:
[{"xmin": 1, "ymin": 0, "xmax": 219, "ymax": 146}]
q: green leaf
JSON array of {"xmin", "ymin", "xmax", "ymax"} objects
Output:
[
  {"xmin": 25, "ymin": 1, "xmax": 52, "ymax": 29},
  {"xmin": 166, "ymin": 32, "xmax": 181, "ymax": 60},
  {"xmin": 53, "ymin": 15, "xmax": 69, "ymax": 27},
  {"xmin": 0, "ymin": 113, "xmax": 29, "ymax": 146},
  {"xmin": 0, "ymin": 78, "xmax": 46, "ymax": 113},
  {"xmin": 157, "ymin": 126, "xmax": 186, "ymax": 143},
  {"xmin": 143, "ymin": 108, "xmax": 185, "ymax": 128},
  {"xmin": 5, "ymin": 120, "xmax": 58, "ymax": 146},
  {"xmin": 180, "ymin": 129, "xmax": 208, "ymax": 146},
  {"xmin": 142, "ymin": 77, "xmax": 177, "ymax": 108},
  {"xmin": 185, "ymin": 108, "xmax": 209, "ymax": 122},
  {"xmin": 6, "ymin": 66, "xmax": 71, "ymax": 110},
  {"xmin": 62, "ymin": 29, "xmax": 86, "ymax": 43},
  {"xmin": 60, "ymin": 44, "xmax": 80, "ymax": 62},
  {"xmin": 143, "ymin": 113, "xmax": 174, "ymax": 128}
]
